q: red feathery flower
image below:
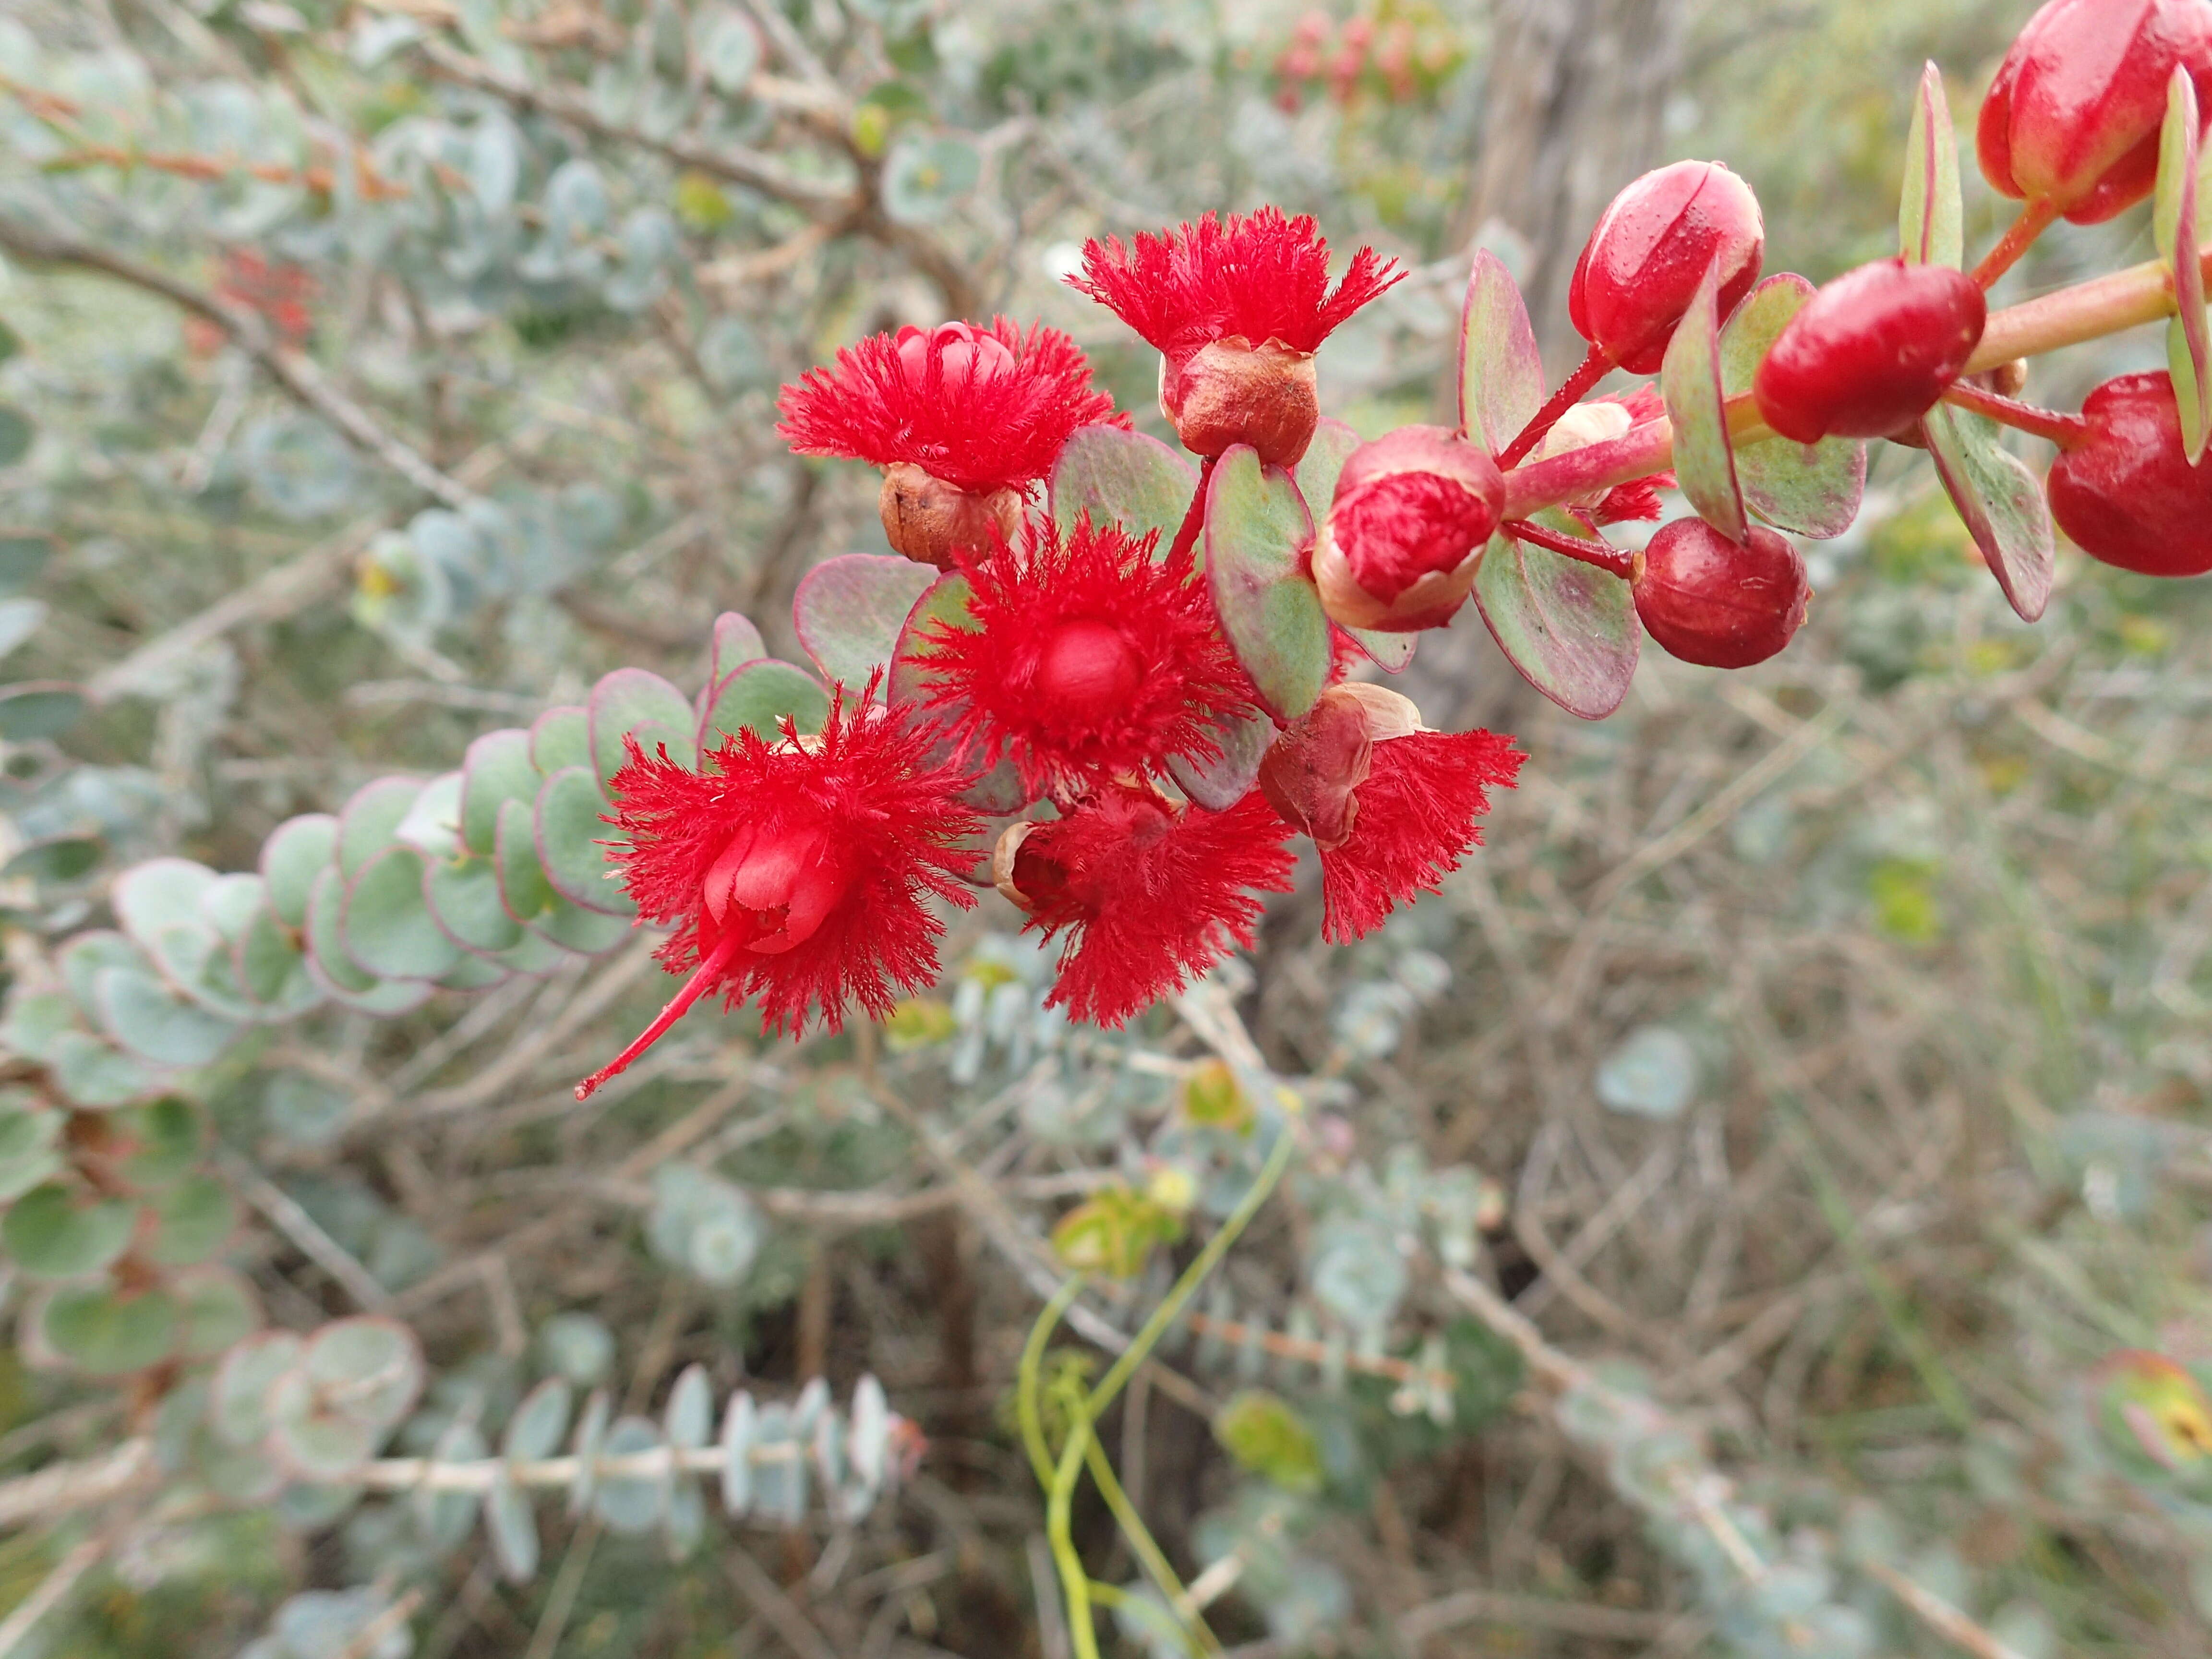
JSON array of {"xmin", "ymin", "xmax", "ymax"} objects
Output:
[
  {"xmin": 1001, "ymin": 786, "xmax": 1296, "ymax": 1026},
  {"xmin": 1258, "ymin": 685, "xmax": 1520, "ymax": 944},
  {"xmin": 777, "ymin": 318, "xmax": 1119, "ymax": 495},
  {"xmin": 1068, "ymin": 207, "xmax": 1403, "ymax": 362},
  {"xmin": 920, "ymin": 516, "xmax": 1260, "ymax": 794},
  {"xmin": 575, "ymin": 685, "xmax": 983, "ymax": 1098}
]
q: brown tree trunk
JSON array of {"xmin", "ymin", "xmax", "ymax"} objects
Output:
[
  {"xmin": 1409, "ymin": 0, "xmax": 1686, "ymax": 735},
  {"xmin": 1459, "ymin": 0, "xmax": 1687, "ymax": 371}
]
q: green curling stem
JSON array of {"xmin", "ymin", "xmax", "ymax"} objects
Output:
[
  {"xmin": 1083, "ymin": 1435, "xmax": 1220, "ymax": 1657},
  {"xmin": 1018, "ymin": 1278, "xmax": 1082, "ymax": 1490},
  {"xmin": 1084, "ymin": 1113, "xmax": 1298, "ymax": 1423},
  {"xmin": 1047, "ymin": 1396, "xmax": 1100, "ymax": 1659}
]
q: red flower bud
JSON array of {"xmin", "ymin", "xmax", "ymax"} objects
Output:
[
  {"xmin": 1161, "ymin": 337, "xmax": 1321, "ymax": 467},
  {"xmin": 1752, "ymin": 260, "xmax": 1987, "ymax": 443},
  {"xmin": 1633, "ymin": 518, "xmax": 1810, "ymax": 669},
  {"xmin": 2047, "ymin": 371, "xmax": 2212, "ymax": 576},
  {"xmin": 1311, "ymin": 425, "xmax": 1504, "ymax": 632},
  {"xmin": 877, "ymin": 464, "xmax": 1025, "ymax": 568},
  {"xmin": 1978, "ymin": 0, "xmax": 2212, "ymax": 226},
  {"xmin": 1567, "ymin": 161, "xmax": 1765, "ymax": 374}
]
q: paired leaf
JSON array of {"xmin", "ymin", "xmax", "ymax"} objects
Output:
[
  {"xmin": 1719, "ymin": 275, "xmax": 1867, "ymax": 538},
  {"xmin": 343, "ymin": 846, "xmax": 463, "ymax": 981},
  {"xmin": 1205, "ymin": 445, "xmax": 1331, "ymax": 721},
  {"xmin": 697, "ymin": 660, "xmax": 830, "ymax": 752},
  {"xmin": 1659, "ymin": 259, "xmax": 1747, "ymax": 542},
  {"xmin": 793, "ymin": 554, "xmax": 938, "ymax": 692},
  {"xmin": 1457, "ymin": 250, "xmax": 1545, "ymax": 453},
  {"xmin": 1900, "ymin": 61, "xmax": 1963, "ymax": 267},
  {"xmin": 1922, "ymin": 402, "xmax": 2056, "ymax": 622},
  {"xmin": 589, "ymin": 668, "xmax": 695, "ymax": 793},
  {"xmin": 1049, "ymin": 424, "xmax": 1197, "ymax": 549},
  {"xmin": 1473, "ymin": 533, "xmax": 1640, "ymax": 720},
  {"xmin": 2158, "ymin": 66, "xmax": 2211, "ymax": 463},
  {"xmin": 535, "ymin": 766, "xmax": 634, "ymax": 917}
]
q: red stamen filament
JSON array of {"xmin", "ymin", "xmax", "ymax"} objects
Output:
[
  {"xmin": 573, "ymin": 933, "xmax": 744, "ymax": 1101},
  {"xmin": 1498, "ymin": 343, "xmax": 1612, "ymax": 468}
]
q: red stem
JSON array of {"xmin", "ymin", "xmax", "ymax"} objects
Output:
[
  {"xmin": 1166, "ymin": 455, "xmax": 1218, "ymax": 563},
  {"xmin": 1968, "ymin": 197, "xmax": 2060, "ymax": 291},
  {"xmin": 573, "ymin": 933, "xmax": 742, "ymax": 1101},
  {"xmin": 1497, "ymin": 343, "xmax": 1612, "ymax": 468},
  {"xmin": 1938, "ymin": 380, "xmax": 2091, "ymax": 447},
  {"xmin": 1503, "ymin": 518, "xmax": 1635, "ymax": 580}
]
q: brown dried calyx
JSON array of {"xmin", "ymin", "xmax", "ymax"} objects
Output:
[
  {"xmin": 878, "ymin": 463, "xmax": 1025, "ymax": 568},
  {"xmin": 1257, "ymin": 683, "xmax": 1427, "ymax": 851},
  {"xmin": 1161, "ymin": 337, "xmax": 1321, "ymax": 468}
]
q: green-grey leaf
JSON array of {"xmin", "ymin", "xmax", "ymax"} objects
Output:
[
  {"xmin": 529, "ymin": 706, "xmax": 591, "ymax": 777},
  {"xmin": 1049, "ymin": 424, "xmax": 1198, "ymax": 550},
  {"xmin": 38, "ymin": 1284, "xmax": 179, "ymax": 1375},
  {"xmin": 261, "ymin": 815, "xmax": 338, "ymax": 931},
  {"xmin": 425, "ymin": 854, "xmax": 524, "ymax": 955},
  {"xmin": 1922, "ymin": 402, "xmax": 2054, "ymax": 622},
  {"xmin": 697, "ymin": 660, "xmax": 829, "ymax": 751},
  {"xmin": 595, "ymin": 1416, "xmax": 668, "ymax": 1533},
  {"xmin": 3, "ymin": 1182, "xmax": 135, "ymax": 1277},
  {"xmin": 460, "ymin": 729, "xmax": 538, "ymax": 858},
  {"xmin": 342, "ymin": 845, "xmax": 462, "ymax": 980},
  {"xmin": 0, "ymin": 596, "xmax": 45, "ymax": 660},
  {"xmin": 0, "ymin": 531, "xmax": 54, "ymax": 598},
  {"xmin": 93, "ymin": 966, "xmax": 240, "ymax": 1069},
  {"xmin": 1720, "ymin": 275, "xmax": 1866, "ymax": 538},
  {"xmin": 495, "ymin": 798, "xmax": 555, "ymax": 924},
  {"xmin": 665, "ymin": 1363, "xmax": 714, "ymax": 1449},
  {"xmin": 505, "ymin": 1377, "xmax": 574, "ymax": 1463},
  {"xmin": 1166, "ymin": 705, "xmax": 1278, "ymax": 813},
  {"xmin": 1457, "ymin": 249, "xmax": 1545, "ymax": 453},
  {"xmin": 793, "ymin": 554, "xmax": 939, "ymax": 692},
  {"xmin": 1900, "ymin": 61, "xmax": 1962, "ymax": 267},
  {"xmin": 535, "ymin": 765, "xmax": 633, "ymax": 917},
  {"xmin": 486, "ymin": 1470, "xmax": 540, "ymax": 1580},
  {"xmin": 2157, "ymin": 68, "xmax": 2212, "ymax": 463},
  {"xmin": 147, "ymin": 1175, "xmax": 237, "ymax": 1267},
  {"xmin": 589, "ymin": 667, "xmax": 696, "ymax": 794},
  {"xmin": 1473, "ymin": 532, "xmax": 1638, "ymax": 721},
  {"xmin": 1659, "ymin": 259, "xmax": 1745, "ymax": 542},
  {"xmin": 0, "ymin": 683, "xmax": 84, "ymax": 742},
  {"xmin": 1204, "ymin": 445, "xmax": 1330, "ymax": 721},
  {"xmin": 0, "ymin": 405, "xmax": 33, "ymax": 468},
  {"xmin": 336, "ymin": 777, "xmax": 423, "ymax": 880}
]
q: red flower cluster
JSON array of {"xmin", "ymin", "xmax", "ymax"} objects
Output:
[{"xmin": 579, "ymin": 208, "xmax": 1532, "ymax": 1085}]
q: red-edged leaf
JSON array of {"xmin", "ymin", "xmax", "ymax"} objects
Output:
[
  {"xmin": 1204, "ymin": 445, "xmax": 1331, "ymax": 721},
  {"xmin": 1659, "ymin": 259, "xmax": 1746, "ymax": 542},
  {"xmin": 1473, "ymin": 532, "xmax": 1639, "ymax": 721}
]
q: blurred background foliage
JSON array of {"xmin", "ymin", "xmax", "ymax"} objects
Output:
[{"xmin": 0, "ymin": 0, "xmax": 2210, "ymax": 1656}]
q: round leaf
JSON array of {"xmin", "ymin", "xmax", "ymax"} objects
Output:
[
  {"xmin": 505, "ymin": 1377, "xmax": 575, "ymax": 1462},
  {"xmin": 529, "ymin": 705, "xmax": 591, "ymax": 777},
  {"xmin": 1204, "ymin": 445, "xmax": 1330, "ymax": 721},
  {"xmin": 1457, "ymin": 250, "xmax": 1545, "ymax": 455},
  {"xmin": 1659, "ymin": 259, "xmax": 1746, "ymax": 542},
  {"xmin": 793, "ymin": 554, "xmax": 938, "ymax": 694},
  {"xmin": 37, "ymin": 1284, "xmax": 179, "ymax": 1375},
  {"xmin": 342, "ymin": 844, "xmax": 463, "ymax": 980},
  {"xmin": 1049, "ymin": 424, "xmax": 1198, "ymax": 550},
  {"xmin": 261, "ymin": 815, "xmax": 338, "ymax": 930},
  {"xmin": 534, "ymin": 766, "xmax": 633, "ymax": 916},
  {"xmin": 1473, "ymin": 532, "xmax": 1639, "ymax": 721},
  {"xmin": 460, "ymin": 728, "xmax": 538, "ymax": 858},
  {"xmin": 589, "ymin": 668, "xmax": 696, "ymax": 794},
  {"xmin": 336, "ymin": 777, "xmax": 423, "ymax": 879},
  {"xmin": 2, "ymin": 1182, "xmax": 135, "ymax": 1277},
  {"xmin": 0, "ymin": 683, "xmax": 85, "ymax": 742},
  {"xmin": 697, "ymin": 660, "xmax": 830, "ymax": 753},
  {"xmin": 1721, "ymin": 275, "xmax": 1867, "ymax": 539},
  {"xmin": 595, "ymin": 1416, "xmax": 668, "ymax": 1533}
]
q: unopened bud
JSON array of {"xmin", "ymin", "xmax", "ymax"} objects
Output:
[
  {"xmin": 1979, "ymin": 0, "xmax": 2212, "ymax": 225},
  {"xmin": 1311, "ymin": 425, "xmax": 1503, "ymax": 632},
  {"xmin": 699, "ymin": 816, "xmax": 849, "ymax": 954},
  {"xmin": 1633, "ymin": 517, "xmax": 1809, "ymax": 669},
  {"xmin": 1162, "ymin": 337, "xmax": 1320, "ymax": 467},
  {"xmin": 878, "ymin": 463, "xmax": 1024, "ymax": 568},
  {"xmin": 1754, "ymin": 259, "xmax": 1986, "ymax": 443},
  {"xmin": 1567, "ymin": 160, "xmax": 1765, "ymax": 373}
]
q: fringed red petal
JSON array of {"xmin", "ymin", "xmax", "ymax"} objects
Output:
[
  {"xmin": 1018, "ymin": 788, "xmax": 1296, "ymax": 1027},
  {"xmin": 776, "ymin": 318, "xmax": 1121, "ymax": 494},
  {"xmin": 604, "ymin": 687, "xmax": 983, "ymax": 1037},
  {"xmin": 1068, "ymin": 207, "xmax": 1404, "ymax": 362},
  {"xmin": 1317, "ymin": 729, "xmax": 1522, "ymax": 943},
  {"xmin": 920, "ymin": 517, "xmax": 1260, "ymax": 793}
]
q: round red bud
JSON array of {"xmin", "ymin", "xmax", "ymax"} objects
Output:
[
  {"xmin": 699, "ymin": 816, "xmax": 848, "ymax": 956},
  {"xmin": 1311, "ymin": 425, "xmax": 1504, "ymax": 633},
  {"xmin": 2047, "ymin": 371, "xmax": 2212, "ymax": 577},
  {"xmin": 1567, "ymin": 160, "xmax": 1765, "ymax": 374},
  {"xmin": 1161, "ymin": 337, "xmax": 1321, "ymax": 467},
  {"xmin": 878, "ymin": 462, "xmax": 1025, "ymax": 568},
  {"xmin": 1978, "ymin": 0, "xmax": 2212, "ymax": 226},
  {"xmin": 1633, "ymin": 517, "xmax": 1810, "ymax": 669},
  {"xmin": 1753, "ymin": 259, "xmax": 1987, "ymax": 443}
]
